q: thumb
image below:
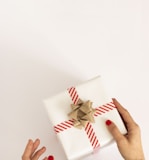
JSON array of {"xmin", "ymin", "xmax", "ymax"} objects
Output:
[{"xmin": 105, "ymin": 120, "xmax": 125, "ymax": 143}]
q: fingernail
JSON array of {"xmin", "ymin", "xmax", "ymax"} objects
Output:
[
  {"xmin": 106, "ymin": 120, "xmax": 112, "ymax": 126},
  {"xmin": 48, "ymin": 155, "xmax": 54, "ymax": 160}
]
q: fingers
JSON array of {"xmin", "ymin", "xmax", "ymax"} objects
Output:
[
  {"xmin": 22, "ymin": 139, "xmax": 47, "ymax": 160},
  {"xmin": 22, "ymin": 139, "xmax": 34, "ymax": 159},
  {"xmin": 32, "ymin": 146, "xmax": 46, "ymax": 160},
  {"xmin": 105, "ymin": 120, "xmax": 125, "ymax": 143},
  {"xmin": 32, "ymin": 139, "xmax": 40, "ymax": 155},
  {"xmin": 112, "ymin": 98, "xmax": 136, "ymax": 130}
]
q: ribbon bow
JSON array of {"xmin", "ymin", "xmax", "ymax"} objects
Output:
[{"xmin": 68, "ymin": 99, "xmax": 96, "ymax": 129}]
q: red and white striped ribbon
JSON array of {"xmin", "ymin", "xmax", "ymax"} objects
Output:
[
  {"xmin": 68, "ymin": 87, "xmax": 79, "ymax": 105},
  {"xmin": 54, "ymin": 119, "xmax": 74, "ymax": 133},
  {"xmin": 54, "ymin": 87, "xmax": 116, "ymax": 149},
  {"xmin": 85, "ymin": 122, "xmax": 100, "ymax": 149},
  {"xmin": 94, "ymin": 102, "xmax": 116, "ymax": 116}
]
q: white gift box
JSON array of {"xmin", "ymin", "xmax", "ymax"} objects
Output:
[{"xmin": 44, "ymin": 76, "xmax": 127, "ymax": 160}]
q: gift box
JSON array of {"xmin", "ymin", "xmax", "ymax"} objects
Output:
[{"xmin": 44, "ymin": 76, "xmax": 127, "ymax": 160}]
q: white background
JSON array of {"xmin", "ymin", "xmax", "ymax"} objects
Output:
[{"xmin": 0, "ymin": 0, "xmax": 149, "ymax": 159}]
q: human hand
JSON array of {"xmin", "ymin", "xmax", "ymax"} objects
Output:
[
  {"xmin": 22, "ymin": 139, "xmax": 54, "ymax": 160},
  {"xmin": 105, "ymin": 98, "xmax": 144, "ymax": 160}
]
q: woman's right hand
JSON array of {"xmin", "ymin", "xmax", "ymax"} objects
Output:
[{"xmin": 106, "ymin": 98, "xmax": 145, "ymax": 160}]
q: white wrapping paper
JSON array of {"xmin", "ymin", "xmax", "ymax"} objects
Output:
[{"xmin": 44, "ymin": 76, "xmax": 127, "ymax": 160}]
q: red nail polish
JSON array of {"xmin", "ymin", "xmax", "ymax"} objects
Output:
[
  {"xmin": 48, "ymin": 155, "xmax": 54, "ymax": 160},
  {"xmin": 106, "ymin": 120, "xmax": 112, "ymax": 126}
]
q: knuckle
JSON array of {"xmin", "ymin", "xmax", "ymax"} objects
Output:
[
  {"xmin": 133, "ymin": 122, "xmax": 141, "ymax": 133},
  {"xmin": 124, "ymin": 109, "xmax": 130, "ymax": 116},
  {"xmin": 135, "ymin": 123, "xmax": 140, "ymax": 130}
]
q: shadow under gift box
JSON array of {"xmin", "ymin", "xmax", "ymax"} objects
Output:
[{"xmin": 44, "ymin": 76, "xmax": 127, "ymax": 160}]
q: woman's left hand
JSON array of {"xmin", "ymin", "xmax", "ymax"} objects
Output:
[{"xmin": 22, "ymin": 139, "xmax": 48, "ymax": 160}]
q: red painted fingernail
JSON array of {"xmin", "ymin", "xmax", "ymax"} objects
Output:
[
  {"xmin": 106, "ymin": 120, "xmax": 112, "ymax": 126},
  {"xmin": 48, "ymin": 155, "xmax": 54, "ymax": 160}
]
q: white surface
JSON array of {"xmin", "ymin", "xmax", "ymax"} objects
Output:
[{"xmin": 0, "ymin": 0, "xmax": 149, "ymax": 159}]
